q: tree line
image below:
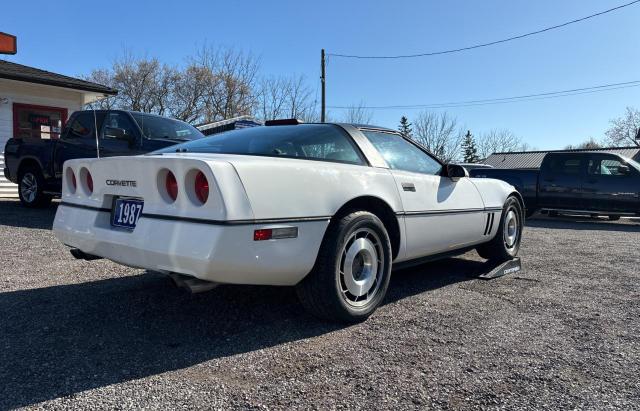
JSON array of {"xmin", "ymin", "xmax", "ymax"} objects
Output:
[
  {"xmin": 85, "ymin": 47, "xmax": 317, "ymax": 125},
  {"xmin": 84, "ymin": 48, "xmax": 639, "ymax": 160},
  {"xmin": 396, "ymin": 114, "xmax": 531, "ymax": 163},
  {"xmin": 397, "ymin": 106, "xmax": 640, "ymax": 162},
  {"xmin": 566, "ymin": 107, "xmax": 640, "ymax": 150},
  {"xmin": 84, "ymin": 47, "xmax": 381, "ymax": 126}
]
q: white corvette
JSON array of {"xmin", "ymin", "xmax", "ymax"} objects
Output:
[{"xmin": 53, "ymin": 121, "xmax": 524, "ymax": 322}]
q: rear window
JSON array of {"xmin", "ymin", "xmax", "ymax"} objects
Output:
[
  {"xmin": 157, "ymin": 124, "xmax": 366, "ymax": 165},
  {"xmin": 546, "ymin": 155, "xmax": 583, "ymax": 175}
]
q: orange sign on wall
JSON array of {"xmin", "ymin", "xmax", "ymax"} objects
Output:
[{"xmin": 0, "ymin": 32, "xmax": 17, "ymax": 55}]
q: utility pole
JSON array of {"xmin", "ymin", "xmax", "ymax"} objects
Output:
[{"xmin": 321, "ymin": 48, "xmax": 326, "ymax": 122}]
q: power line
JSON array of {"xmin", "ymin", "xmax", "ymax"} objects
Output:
[
  {"xmin": 328, "ymin": 1, "xmax": 640, "ymax": 59},
  {"xmin": 328, "ymin": 80, "xmax": 640, "ymax": 110}
]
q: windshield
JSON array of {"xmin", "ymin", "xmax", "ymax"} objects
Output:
[
  {"xmin": 156, "ymin": 124, "xmax": 366, "ymax": 165},
  {"xmin": 131, "ymin": 113, "xmax": 203, "ymax": 141}
]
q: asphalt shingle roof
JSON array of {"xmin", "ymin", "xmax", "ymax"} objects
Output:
[
  {"xmin": 484, "ymin": 147, "xmax": 640, "ymax": 169},
  {"xmin": 0, "ymin": 60, "xmax": 117, "ymax": 95}
]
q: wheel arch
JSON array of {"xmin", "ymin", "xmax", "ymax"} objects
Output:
[
  {"xmin": 509, "ymin": 190, "xmax": 525, "ymax": 214},
  {"xmin": 331, "ymin": 195, "xmax": 401, "ymax": 260},
  {"xmin": 17, "ymin": 157, "xmax": 44, "ymax": 177}
]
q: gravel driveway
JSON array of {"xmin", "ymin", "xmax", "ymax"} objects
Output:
[{"xmin": 0, "ymin": 199, "xmax": 638, "ymax": 410}]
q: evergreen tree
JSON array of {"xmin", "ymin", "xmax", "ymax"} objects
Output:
[
  {"xmin": 398, "ymin": 116, "xmax": 413, "ymax": 137},
  {"xmin": 461, "ymin": 130, "xmax": 480, "ymax": 163}
]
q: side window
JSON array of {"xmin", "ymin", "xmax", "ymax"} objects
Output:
[
  {"xmin": 548, "ymin": 155, "xmax": 582, "ymax": 175},
  {"xmin": 362, "ymin": 131, "xmax": 442, "ymax": 175},
  {"xmin": 588, "ymin": 156, "xmax": 628, "ymax": 176},
  {"xmin": 67, "ymin": 113, "xmax": 94, "ymax": 139},
  {"xmin": 103, "ymin": 113, "xmax": 138, "ymax": 140}
]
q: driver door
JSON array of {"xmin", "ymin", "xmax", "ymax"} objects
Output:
[{"xmin": 361, "ymin": 131, "xmax": 486, "ymax": 260}]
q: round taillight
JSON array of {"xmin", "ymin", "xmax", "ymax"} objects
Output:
[
  {"xmin": 194, "ymin": 171, "xmax": 209, "ymax": 204},
  {"xmin": 165, "ymin": 171, "xmax": 178, "ymax": 201},
  {"xmin": 86, "ymin": 171, "xmax": 93, "ymax": 194},
  {"xmin": 66, "ymin": 168, "xmax": 77, "ymax": 193}
]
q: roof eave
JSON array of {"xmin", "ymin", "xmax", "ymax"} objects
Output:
[{"xmin": 0, "ymin": 73, "xmax": 117, "ymax": 95}]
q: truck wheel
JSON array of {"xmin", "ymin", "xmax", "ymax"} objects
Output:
[
  {"xmin": 608, "ymin": 215, "xmax": 620, "ymax": 221},
  {"xmin": 296, "ymin": 211, "xmax": 392, "ymax": 323},
  {"xmin": 476, "ymin": 196, "xmax": 523, "ymax": 262},
  {"xmin": 18, "ymin": 166, "xmax": 52, "ymax": 208}
]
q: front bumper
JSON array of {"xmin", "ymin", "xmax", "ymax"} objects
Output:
[{"xmin": 53, "ymin": 204, "xmax": 329, "ymax": 286}]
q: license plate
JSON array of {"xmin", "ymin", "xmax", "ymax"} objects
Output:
[{"xmin": 111, "ymin": 198, "xmax": 144, "ymax": 230}]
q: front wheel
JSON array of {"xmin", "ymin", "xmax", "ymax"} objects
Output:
[
  {"xmin": 296, "ymin": 211, "xmax": 392, "ymax": 323},
  {"xmin": 476, "ymin": 196, "xmax": 524, "ymax": 262}
]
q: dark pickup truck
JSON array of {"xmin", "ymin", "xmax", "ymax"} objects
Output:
[
  {"xmin": 4, "ymin": 110, "xmax": 204, "ymax": 207},
  {"xmin": 470, "ymin": 151, "xmax": 640, "ymax": 219}
]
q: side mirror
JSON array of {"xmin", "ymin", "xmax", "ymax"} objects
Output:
[
  {"xmin": 104, "ymin": 127, "xmax": 129, "ymax": 141},
  {"xmin": 618, "ymin": 164, "xmax": 631, "ymax": 175},
  {"xmin": 445, "ymin": 164, "xmax": 469, "ymax": 181}
]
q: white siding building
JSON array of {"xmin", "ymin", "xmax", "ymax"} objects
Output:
[{"xmin": 0, "ymin": 60, "xmax": 116, "ymax": 197}]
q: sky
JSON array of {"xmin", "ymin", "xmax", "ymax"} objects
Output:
[{"xmin": 2, "ymin": 0, "xmax": 639, "ymax": 150}]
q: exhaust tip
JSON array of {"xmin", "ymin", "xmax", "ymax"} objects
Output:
[{"xmin": 168, "ymin": 273, "xmax": 219, "ymax": 293}]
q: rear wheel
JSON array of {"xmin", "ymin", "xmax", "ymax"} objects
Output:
[
  {"xmin": 18, "ymin": 166, "xmax": 52, "ymax": 208},
  {"xmin": 296, "ymin": 211, "xmax": 392, "ymax": 323},
  {"xmin": 476, "ymin": 196, "xmax": 523, "ymax": 261}
]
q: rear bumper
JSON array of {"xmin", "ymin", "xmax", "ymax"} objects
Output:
[{"xmin": 53, "ymin": 204, "xmax": 329, "ymax": 286}]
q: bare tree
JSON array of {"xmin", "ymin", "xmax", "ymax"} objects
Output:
[
  {"xmin": 165, "ymin": 64, "xmax": 212, "ymax": 123},
  {"xmin": 477, "ymin": 129, "xmax": 523, "ymax": 158},
  {"xmin": 604, "ymin": 107, "xmax": 640, "ymax": 147},
  {"xmin": 197, "ymin": 47, "xmax": 259, "ymax": 122},
  {"xmin": 84, "ymin": 52, "xmax": 180, "ymax": 116},
  {"xmin": 256, "ymin": 74, "xmax": 317, "ymax": 122},
  {"xmin": 84, "ymin": 48, "xmax": 261, "ymax": 125},
  {"xmin": 285, "ymin": 75, "xmax": 317, "ymax": 122},
  {"xmin": 412, "ymin": 111, "xmax": 464, "ymax": 162},
  {"xmin": 111, "ymin": 52, "xmax": 172, "ymax": 113},
  {"xmin": 341, "ymin": 101, "xmax": 373, "ymax": 125},
  {"xmin": 256, "ymin": 76, "xmax": 288, "ymax": 121},
  {"xmin": 565, "ymin": 137, "xmax": 601, "ymax": 150}
]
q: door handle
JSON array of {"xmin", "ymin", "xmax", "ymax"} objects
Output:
[{"xmin": 402, "ymin": 183, "xmax": 416, "ymax": 192}]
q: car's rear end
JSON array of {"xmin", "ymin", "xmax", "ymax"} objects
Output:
[{"xmin": 53, "ymin": 154, "xmax": 327, "ymax": 286}]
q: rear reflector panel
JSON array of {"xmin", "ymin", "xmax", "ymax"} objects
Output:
[{"xmin": 254, "ymin": 227, "xmax": 298, "ymax": 241}]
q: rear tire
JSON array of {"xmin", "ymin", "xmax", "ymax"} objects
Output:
[
  {"xmin": 18, "ymin": 166, "xmax": 52, "ymax": 208},
  {"xmin": 296, "ymin": 211, "xmax": 392, "ymax": 323},
  {"xmin": 476, "ymin": 196, "xmax": 523, "ymax": 262}
]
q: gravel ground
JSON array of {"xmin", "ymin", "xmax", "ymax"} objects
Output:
[{"xmin": 0, "ymin": 199, "xmax": 639, "ymax": 410}]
